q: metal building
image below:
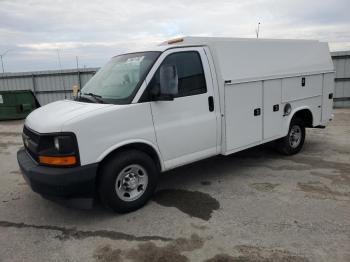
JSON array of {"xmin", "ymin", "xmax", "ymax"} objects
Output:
[
  {"xmin": 332, "ymin": 51, "xmax": 350, "ymax": 107},
  {"xmin": 0, "ymin": 51, "xmax": 349, "ymax": 107},
  {"xmin": 0, "ymin": 68, "xmax": 97, "ymax": 106}
]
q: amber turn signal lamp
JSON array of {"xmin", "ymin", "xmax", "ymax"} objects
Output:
[{"xmin": 39, "ymin": 156, "xmax": 77, "ymax": 166}]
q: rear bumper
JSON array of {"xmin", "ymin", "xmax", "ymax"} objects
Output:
[{"xmin": 17, "ymin": 148, "xmax": 98, "ymax": 198}]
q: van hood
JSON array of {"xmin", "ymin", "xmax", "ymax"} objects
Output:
[{"xmin": 25, "ymin": 100, "xmax": 113, "ymax": 133}]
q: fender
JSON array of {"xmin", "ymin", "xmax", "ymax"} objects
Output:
[
  {"xmin": 97, "ymin": 139, "xmax": 165, "ymax": 171},
  {"xmin": 282, "ymin": 105, "xmax": 314, "ymax": 136}
]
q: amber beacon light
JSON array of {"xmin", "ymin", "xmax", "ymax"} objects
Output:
[{"xmin": 167, "ymin": 38, "xmax": 184, "ymax": 44}]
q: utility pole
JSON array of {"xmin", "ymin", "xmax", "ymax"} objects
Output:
[
  {"xmin": 76, "ymin": 56, "xmax": 79, "ymax": 69},
  {"xmin": 56, "ymin": 49, "xmax": 67, "ymax": 99},
  {"xmin": 76, "ymin": 56, "xmax": 81, "ymax": 90},
  {"xmin": 0, "ymin": 49, "xmax": 12, "ymax": 73},
  {"xmin": 0, "ymin": 55, "xmax": 4, "ymax": 73},
  {"xmin": 256, "ymin": 22, "xmax": 261, "ymax": 39}
]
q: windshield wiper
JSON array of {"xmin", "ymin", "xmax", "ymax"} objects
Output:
[{"xmin": 82, "ymin": 92, "xmax": 105, "ymax": 103}]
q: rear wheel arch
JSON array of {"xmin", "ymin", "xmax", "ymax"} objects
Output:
[{"xmin": 290, "ymin": 108, "xmax": 313, "ymax": 127}]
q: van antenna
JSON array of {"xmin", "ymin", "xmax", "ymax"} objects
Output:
[{"xmin": 56, "ymin": 49, "xmax": 67, "ymax": 99}]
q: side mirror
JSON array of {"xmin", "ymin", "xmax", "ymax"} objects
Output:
[{"xmin": 158, "ymin": 64, "xmax": 178, "ymax": 101}]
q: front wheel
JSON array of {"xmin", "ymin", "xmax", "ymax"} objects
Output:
[
  {"xmin": 276, "ymin": 118, "xmax": 305, "ymax": 155},
  {"xmin": 98, "ymin": 150, "xmax": 159, "ymax": 213}
]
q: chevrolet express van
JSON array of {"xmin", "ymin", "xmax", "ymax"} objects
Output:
[{"xmin": 17, "ymin": 37, "xmax": 334, "ymax": 212}]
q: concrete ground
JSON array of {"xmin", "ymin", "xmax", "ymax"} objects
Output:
[{"xmin": 0, "ymin": 109, "xmax": 349, "ymax": 262}]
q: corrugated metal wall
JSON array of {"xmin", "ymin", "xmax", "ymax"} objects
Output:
[
  {"xmin": 332, "ymin": 51, "xmax": 350, "ymax": 107},
  {"xmin": 0, "ymin": 51, "xmax": 349, "ymax": 107},
  {"xmin": 0, "ymin": 68, "xmax": 98, "ymax": 106}
]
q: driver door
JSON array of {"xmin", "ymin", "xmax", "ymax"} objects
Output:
[{"xmin": 141, "ymin": 47, "xmax": 218, "ymax": 170}]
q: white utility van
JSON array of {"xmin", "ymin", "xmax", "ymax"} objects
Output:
[{"xmin": 18, "ymin": 37, "xmax": 334, "ymax": 212}]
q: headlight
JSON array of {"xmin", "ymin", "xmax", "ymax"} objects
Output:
[
  {"xmin": 52, "ymin": 135, "xmax": 76, "ymax": 154},
  {"xmin": 37, "ymin": 134, "xmax": 79, "ymax": 167},
  {"xmin": 54, "ymin": 137, "xmax": 60, "ymax": 151}
]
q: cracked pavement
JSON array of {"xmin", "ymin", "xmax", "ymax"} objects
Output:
[{"xmin": 0, "ymin": 109, "xmax": 350, "ymax": 262}]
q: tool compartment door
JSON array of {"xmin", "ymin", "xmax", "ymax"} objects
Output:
[
  {"xmin": 225, "ymin": 81, "xmax": 263, "ymax": 151},
  {"xmin": 322, "ymin": 73, "xmax": 335, "ymax": 123},
  {"xmin": 263, "ymin": 79, "xmax": 283, "ymax": 140}
]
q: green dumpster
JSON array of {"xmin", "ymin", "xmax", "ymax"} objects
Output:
[{"xmin": 0, "ymin": 90, "xmax": 39, "ymax": 121}]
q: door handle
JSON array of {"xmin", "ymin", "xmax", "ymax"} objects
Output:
[
  {"xmin": 208, "ymin": 96, "xmax": 214, "ymax": 112},
  {"xmin": 254, "ymin": 108, "xmax": 261, "ymax": 116},
  {"xmin": 273, "ymin": 104, "xmax": 279, "ymax": 112}
]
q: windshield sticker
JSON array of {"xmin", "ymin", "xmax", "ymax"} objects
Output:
[{"xmin": 126, "ymin": 56, "xmax": 144, "ymax": 63}]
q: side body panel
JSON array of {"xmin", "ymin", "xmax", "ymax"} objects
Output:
[{"xmin": 223, "ymin": 74, "xmax": 324, "ymax": 156}]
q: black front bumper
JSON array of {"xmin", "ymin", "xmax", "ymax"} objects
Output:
[{"xmin": 17, "ymin": 148, "xmax": 98, "ymax": 198}]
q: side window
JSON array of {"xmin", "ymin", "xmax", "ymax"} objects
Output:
[{"xmin": 141, "ymin": 51, "xmax": 207, "ymax": 101}]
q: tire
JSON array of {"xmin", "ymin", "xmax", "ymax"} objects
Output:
[
  {"xmin": 276, "ymin": 118, "xmax": 305, "ymax": 155},
  {"xmin": 98, "ymin": 150, "xmax": 159, "ymax": 213}
]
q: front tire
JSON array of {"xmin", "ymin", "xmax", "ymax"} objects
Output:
[
  {"xmin": 276, "ymin": 118, "xmax": 305, "ymax": 155},
  {"xmin": 98, "ymin": 150, "xmax": 159, "ymax": 213}
]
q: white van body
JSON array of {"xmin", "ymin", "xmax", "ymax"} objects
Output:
[{"xmin": 19, "ymin": 37, "xmax": 334, "ymax": 211}]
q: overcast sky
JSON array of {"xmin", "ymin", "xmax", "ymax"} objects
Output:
[{"xmin": 1, "ymin": 0, "xmax": 349, "ymax": 72}]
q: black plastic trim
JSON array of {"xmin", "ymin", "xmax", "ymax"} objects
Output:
[
  {"xmin": 254, "ymin": 108, "xmax": 261, "ymax": 116},
  {"xmin": 17, "ymin": 148, "xmax": 98, "ymax": 198},
  {"xmin": 273, "ymin": 104, "xmax": 279, "ymax": 112},
  {"xmin": 334, "ymin": 97, "xmax": 350, "ymax": 102},
  {"xmin": 208, "ymin": 96, "xmax": 214, "ymax": 112}
]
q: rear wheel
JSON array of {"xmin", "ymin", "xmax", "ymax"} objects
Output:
[
  {"xmin": 98, "ymin": 150, "xmax": 159, "ymax": 213},
  {"xmin": 276, "ymin": 118, "xmax": 305, "ymax": 155}
]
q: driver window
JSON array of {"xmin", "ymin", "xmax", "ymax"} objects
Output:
[{"xmin": 140, "ymin": 51, "xmax": 207, "ymax": 102}]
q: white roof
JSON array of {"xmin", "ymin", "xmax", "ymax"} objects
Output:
[{"xmin": 160, "ymin": 37, "xmax": 334, "ymax": 83}]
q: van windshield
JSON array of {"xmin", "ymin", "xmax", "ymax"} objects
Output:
[{"xmin": 80, "ymin": 51, "xmax": 160, "ymax": 104}]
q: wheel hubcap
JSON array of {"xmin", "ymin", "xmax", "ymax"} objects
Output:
[
  {"xmin": 289, "ymin": 125, "xmax": 302, "ymax": 148},
  {"xmin": 115, "ymin": 164, "xmax": 148, "ymax": 202}
]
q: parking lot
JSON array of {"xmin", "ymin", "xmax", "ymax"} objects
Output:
[{"xmin": 0, "ymin": 109, "xmax": 349, "ymax": 262}]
